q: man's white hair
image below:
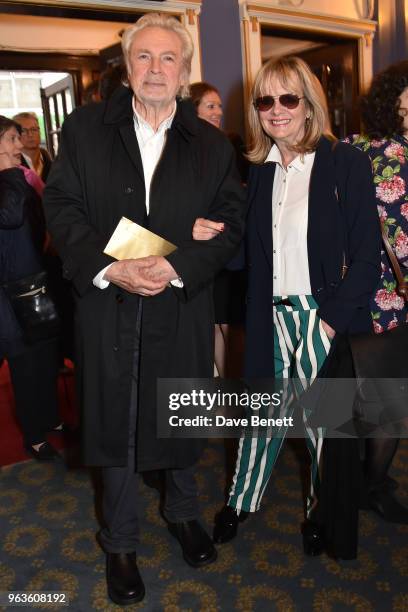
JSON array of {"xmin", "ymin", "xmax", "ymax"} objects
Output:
[{"xmin": 121, "ymin": 13, "xmax": 193, "ymax": 99}]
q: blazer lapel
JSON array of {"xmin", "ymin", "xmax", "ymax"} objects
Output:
[
  {"xmin": 119, "ymin": 122, "xmax": 144, "ymax": 182},
  {"xmin": 254, "ymin": 162, "xmax": 275, "ymax": 270},
  {"xmin": 308, "ymin": 137, "xmax": 333, "ymax": 225},
  {"xmin": 307, "ymin": 137, "xmax": 336, "ymax": 291},
  {"xmin": 103, "ymin": 86, "xmax": 145, "ymax": 181}
]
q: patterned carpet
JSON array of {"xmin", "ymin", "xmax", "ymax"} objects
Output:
[{"xmin": 1, "ymin": 438, "xmax": 408, "ymax": 611}]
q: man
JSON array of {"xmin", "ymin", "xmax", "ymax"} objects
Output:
[
  {"xmin": 44, "ymin": 13, "xmax": 245, "ymax": 607},
  {"xmin": 13, "ymin": 112, "xmax": 52, "ymax": 181}
]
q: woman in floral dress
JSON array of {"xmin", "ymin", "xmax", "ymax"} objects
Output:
[{"xmin": 346, "ymin": 60, "xmax": 408, "ymax": 523}]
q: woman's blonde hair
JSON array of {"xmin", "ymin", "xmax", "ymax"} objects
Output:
[
  {"xmin": 121, "ymin": 13, "xmax": 194, "ymax": 99},
  {"xmin": 247, "ymin": 55, "xmax": 335, "ymax": 163}
]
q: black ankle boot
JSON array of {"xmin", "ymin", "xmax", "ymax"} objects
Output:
[
  {"xmin": 301, "ymin": 520, "xmax": 325, "ymax": 556},
  {"xmin": 168, "ymin": 520, "xmax": 217, "ymax": 568},
  {"xmin": 106, "ymin": 552, "xmax": 145, "ymax": 606},
  {"xmin": 213, "ymin": 505, "xmax": 248, "ymax": 544}
]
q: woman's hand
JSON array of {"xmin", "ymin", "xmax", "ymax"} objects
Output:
[
  {"xmin": 321, "ymin": 320, "xmax": 336, "ymax": 339},
  {"xmin": 192, "ymin": 217, "xmax": 224, "ymax": 241}
]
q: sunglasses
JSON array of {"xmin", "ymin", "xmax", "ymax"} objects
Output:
[{"xmin": 254, "ymin": 94, "xmax": 304, "ymax": 111}]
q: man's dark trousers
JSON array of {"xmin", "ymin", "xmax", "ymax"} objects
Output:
[{"xmin": 99, "ymin": 300, "xmax": 199, "ymax": 553}]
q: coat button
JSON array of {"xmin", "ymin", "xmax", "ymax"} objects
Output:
[
  {"xmin": 113, "ymin": 346, "xmax": 118, "ymax": 352},
  {"xmin": 125, "ymin": 187, "xmax": 134, "ymax": 194},
  {"xmin": 116, "ymin": 294, "xmax": 124, "ymax": 304},
  {"xmin": 316, "ymin": 287, "xmax": 323, "ymax": 292}
]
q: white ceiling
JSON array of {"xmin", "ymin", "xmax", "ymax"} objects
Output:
[{"xmin": 0, "ymin": 13, "xmax": 127, "ymax": 54}]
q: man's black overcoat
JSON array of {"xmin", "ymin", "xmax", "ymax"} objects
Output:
[{"xmin": 44, "ymin": 86, "xmax": 245, "ymax": 468}]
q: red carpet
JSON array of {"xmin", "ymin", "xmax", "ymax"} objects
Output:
[{"xmin": 0, "ymin": 360, "xmax": 78, "ymax": 466}]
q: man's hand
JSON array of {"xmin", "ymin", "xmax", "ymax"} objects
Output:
[
  {"xmin": 104, "ymin": 257, "xmax": 168, "ymax": 296},
  {"xmin": 192, "ymin": 217, "xmax": 224, "ymax": 241},
  {"xmin": 139, "ymin": 256, "xmax": 179, "ymax": 284},
  {"xmin": 321, "ymin": 320, "xmax": 336, "ymax": 340}
]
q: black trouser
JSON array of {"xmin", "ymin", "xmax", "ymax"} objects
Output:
[
  {"xmin": 7, "ymin": 338, "xmax": 59, "ymax": 447},
  {"xmin": 99, "ymin": 300, "xmax": 199, "ymax": 554}
]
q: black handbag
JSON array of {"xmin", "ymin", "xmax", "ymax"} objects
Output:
[
  {"xmin": 3, "ymin": 270, "xmax": 60, "ymax": 344},
  {"xmin": 349, "ymin": 224, "xmax": 408, "ymax": 433}
]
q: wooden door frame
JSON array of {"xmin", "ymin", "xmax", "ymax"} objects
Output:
[
  {"xmin": 0, "ymin": 51, "xmax": 102, "ymax": 105},
  {"xmin": 239, "ymin": 3, "xmax": 377, "ymax": 101},
  {"xmin": 41, "ymin": 75, "xmax": 75, "ymax": 156}
]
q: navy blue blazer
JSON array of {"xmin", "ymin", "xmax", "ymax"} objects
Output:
[{"xmin": 244, "ymin": 136, "xmax": 381, "ymax": 378}]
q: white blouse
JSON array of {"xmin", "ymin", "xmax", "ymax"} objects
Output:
[{"xmin": 266, "ymin": 145, "xmax": 315, "ymax": 296}]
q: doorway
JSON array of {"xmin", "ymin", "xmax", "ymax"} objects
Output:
[
  {"xmin": 0, "ymin": 70, "xmax": 73, "ymax": 158},
  {"xmin": 0, "ymin": 1, "xmax": 144, "ymax": 147}
]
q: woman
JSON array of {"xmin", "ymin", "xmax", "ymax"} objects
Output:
[
  {"xmin": 190, "ymin": 82, "xmax": 247, "ymax": 377},
  {"xmin": 346, "ymin": 60, "xmax": 408, "ymax": 523},
  {"xmin": 190, "ymin": 81, "xmax": 223, "ymax": 129},
  {"xmin": 0, "ymin": 116, "xmax": 61, "ymax": 461},
  {"xmin": 190, "ymin": 81, "xmax": 249, "ymax": 185},
  {"xmin": 193, "ymin": 57, "xmax": 381, "ymax": 559}
]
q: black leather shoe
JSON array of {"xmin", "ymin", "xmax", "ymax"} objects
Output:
[
  {"xmin": 360, "ymin": 475, "xmax": 399, "ymax": 510},
  {"xmin": 168, "ymin": 520, "xmax": 217, "ymax": 567},
  {"xmin": 368, "ymin": 487, "xmax": 408, "ymax": 524},
  {"xmin": 49, "ymin": 422, "xmax": 73, "ymax": 434},
  {"xmin": 301, "ymin": 520, "xmax": 325, "ymax": 556},
  {"xmin": 213, "ymin": 505, "xmax": 248, "ymax": 544},
  {"xmin": 25, "ymin": 441, "xmax": 60, "ymax": 461},
  {"xmin": 106, "ymin": 552, "xmax": 145, "ymax": 606}
]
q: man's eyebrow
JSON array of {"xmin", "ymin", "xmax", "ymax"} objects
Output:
[{"xmin": 133, "ymin": 48, "xmax": 177, "ymax": 56}]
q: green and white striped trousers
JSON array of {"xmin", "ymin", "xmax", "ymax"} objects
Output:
[{"xmin": 228, "ymin": 295, "xmax": 332, "ymax": 513}]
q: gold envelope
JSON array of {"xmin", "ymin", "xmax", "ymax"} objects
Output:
[{"xmin": 103, "ymin": 217, "xmax": 177, "ymax": 260}]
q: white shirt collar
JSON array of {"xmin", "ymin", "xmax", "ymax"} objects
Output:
[
  {"xmin": 132, "ymin": 96, "xmax": 176, "ymax": 134},
  {"xmin": 265, "ymin": 143, "xmax": 314, "ymax": 172}
]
